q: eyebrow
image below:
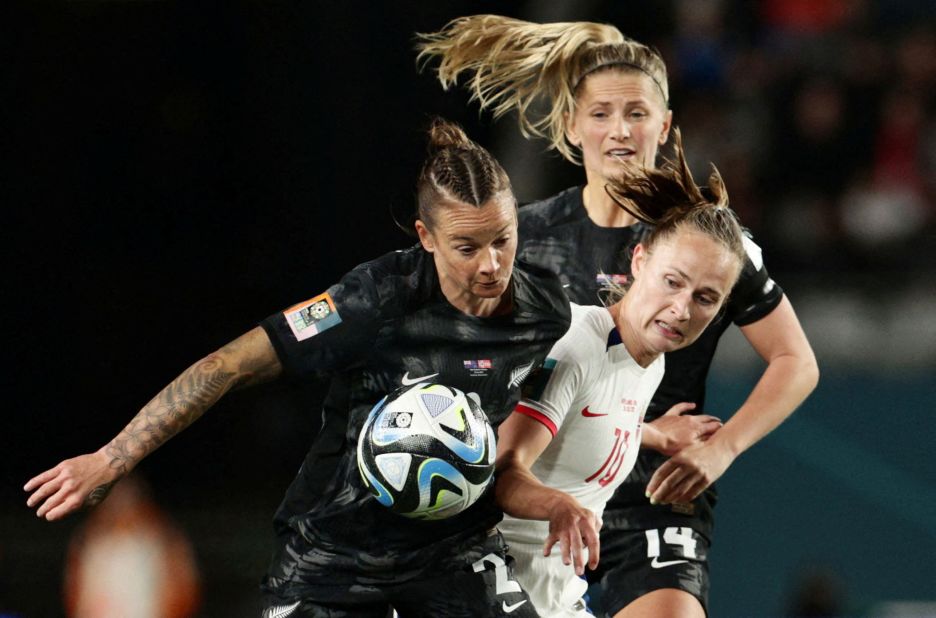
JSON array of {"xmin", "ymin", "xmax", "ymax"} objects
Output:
[
  {"xmin": 587, "ymin": 97, "xmax": 652, "ymax": 107},
  {"xmin": 673, "ymin": 268, "xmax": 723, "ymax": 298}
]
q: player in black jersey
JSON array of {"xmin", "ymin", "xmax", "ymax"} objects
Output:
[
  {"xmin": 25, "ymin": 119, "xmax": 571, "ymax": 618},
  {"xmin": 419, "ymin": 16, "xmax": 819, "ymax": 618}
]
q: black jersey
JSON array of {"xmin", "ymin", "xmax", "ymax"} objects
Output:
[
  {"xmin": 518, "ymin": 187, "xmax": 653, "ymax": 306},
  {"xmin": 518, "ymin": 186, "xmax": 783, "ymax": 537},
  {"xmin": 259, "ymin": 245, "xmax": 571, "ymax": 583}
]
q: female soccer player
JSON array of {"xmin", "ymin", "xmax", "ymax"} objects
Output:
[
  {"xmin": 418, "ymin": 16, "xmax": 819, "ymax": 618},
  {"xmin": 495, "ymin": 136, "xmax": 746, "ymax": 617},
  {"xmin": 25, "ymin": 119, "xmax": 570, "ymax": 618}
]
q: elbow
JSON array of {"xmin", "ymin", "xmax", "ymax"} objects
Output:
[{"xmin": 801, "ymin": 347, "xmax": 820, "ymax": 394}]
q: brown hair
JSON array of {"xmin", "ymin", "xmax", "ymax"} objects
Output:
[
  {"xmin": 606, "ymin": 128, "xmax": 746, "ymax": 278},
  {"xmin": 416, "ymin": 15, "xmax": 669, "ymax": 164},
  {"xmin": 416, "ymin": 118, "xmax": 515, "ymax": 229}
]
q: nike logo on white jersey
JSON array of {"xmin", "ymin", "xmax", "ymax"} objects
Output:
[
  {"xmin": 651, "ymin": 557, "xmax": 689, "ymax": 569},
  {"xmin": 503, "ymin": 599, "xmax": 528, "ymax": 613},
  {"xmin": 263, "ymin": 600, "xmax": 300, "ymax": 618},
  {"xmin": 581, "ymin": 406, "xmax": 608, "ymax": 417},
  {"xmin": 401, "ymin": 371, "xmax": 439, "ymax": 386}
]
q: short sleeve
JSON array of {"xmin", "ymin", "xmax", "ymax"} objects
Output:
[
  {"xmin": 260, "ymin": 268, "xmax": 382, "ymax": 379},
  {"xmin": 515, "ymin": 333, "xmax": 589, "ymax": 437},
  {"xmin": 726, "ymin": 232, "xmax": 784, "ymax": 327}
]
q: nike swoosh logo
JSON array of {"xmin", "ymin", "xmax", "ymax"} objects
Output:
[
  {"xmin": 581, "ymin": 406, "xmax": 608, "ymax": 417},
  {"xmin": 401, "ymin": 371, "xmax": 439, "ymax": 386},
  {"xmin": 503, "ymin": 599, "xmax": 528, "ymax": 613},
  {"xmin": 651, "ymin": 557, "xmax": 689, "ymax": 569},
  {"xmin": 263, "ymin": 600, "xmax": 301, "ymax": 618}
]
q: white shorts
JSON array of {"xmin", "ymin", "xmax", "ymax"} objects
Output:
[{"xmin": 506, "ymin": 539, "xmax": 592, "ymax": 618}]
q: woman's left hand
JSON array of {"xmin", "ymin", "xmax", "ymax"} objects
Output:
[{"xmin": 645, "ymin": 440, "xmax": 736, "ymax": 505}]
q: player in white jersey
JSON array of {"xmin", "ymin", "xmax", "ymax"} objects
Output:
[
  {"xmin": 494, "ymin": 135, "xmax": 746, "ymax": 617},
  {"xmin": 498, "ymin": 303, "xmax": 666, "ymax": 616}
]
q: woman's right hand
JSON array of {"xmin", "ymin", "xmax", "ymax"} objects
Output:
[
  {"xmin": 25, "ymin": 449, "xmax": 121, "ymax": 521},
  {"xmin": 543, "ymin": 494, "xmax": 602, "ymax": 576}
]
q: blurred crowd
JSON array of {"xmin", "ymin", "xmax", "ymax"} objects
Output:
[{"xmin": 636, "ymin": 0, "xmax": 936, "ymax": 279}]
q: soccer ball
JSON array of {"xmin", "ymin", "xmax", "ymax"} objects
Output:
[{"xmin": 357, "ymin": 383, "xmax": 497, "ymax": 520}]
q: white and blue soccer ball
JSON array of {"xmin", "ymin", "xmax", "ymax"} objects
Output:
[{"xmin": 357, "ymin": 383, "xmax": 497, "ymax": 520}]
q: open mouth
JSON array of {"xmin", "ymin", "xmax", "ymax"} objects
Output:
[
  {"xmin": 606, "ymin": 148, "xmax": 636, "ymax": 160},
  {"xmin": 654, "ymin": 320, "xmax": 683, "ymax": 341}
]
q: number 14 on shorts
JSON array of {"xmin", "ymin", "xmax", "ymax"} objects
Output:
[{"xmin": 646, "ymin": 527, "xmax": 698, "ymax": 568}]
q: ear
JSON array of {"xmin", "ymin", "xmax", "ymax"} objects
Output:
[
  {"xmin": 564, "ymin": 110, "xmax": 582, "ymax": 148},
  {"xmin": 415, "ymin": 220, "xmax": 435, "ymax": 253},
  {"xmin": 658, "ymin": 109, "xmax": 673, "ymax": 146},
  {"xmin": 631, "ymin": 243, "xmax": 648, "ymax": 278}
]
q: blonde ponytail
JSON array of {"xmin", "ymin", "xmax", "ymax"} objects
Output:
[{"xmin": 417, "ymin": 15, "xmax": 668, "ymax": 164}]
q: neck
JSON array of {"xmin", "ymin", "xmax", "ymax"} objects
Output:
[
  {"xmin": 439, "ymin": 278, "xmax": 513, "ymax": 318},
  {"xmin": 608, "ymin": 299, "xmax": 657, "ymax": 368},
  {"xmin": 582, "ymin": 179, "xmax": 639, "ymax": 228}
]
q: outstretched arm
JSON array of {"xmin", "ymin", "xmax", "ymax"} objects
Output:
[
  {"xmin": 25, "ymin": 326, "xmax": 282, "ymax": 521},
  {"xmin": 495, "ymin": 413, "xmax": 601, "ymax": 576},
  {"xmin": 647, "ymin": 296, "xmax": 819, "ymax": 504}
]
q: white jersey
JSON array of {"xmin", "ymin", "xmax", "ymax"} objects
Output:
[{"xmin": 498, "ymin": 303, "xmax": 664, "ymax": 617}]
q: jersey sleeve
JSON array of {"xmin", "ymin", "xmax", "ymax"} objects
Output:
[
  {"xmin": 260, "ymin": 268, "xmax": 381, "ymax": 379},
  {"xmin": 514, "ymin": 327, "xmax": 590, "ymax": 437},
  {"xmin": 726, "ymin": 231, "xmax": 785, "ymax": 326}
]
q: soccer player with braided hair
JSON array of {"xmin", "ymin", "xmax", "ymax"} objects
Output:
[
  {"xmin": 419, "ymin": 15, "xmax": 818, "ymax": 618},
  {"xmin": 26, "ymin": 119, "xmax": 570, "ymax": 617}
]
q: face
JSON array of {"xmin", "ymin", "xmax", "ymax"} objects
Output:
[
  {"xmin": 566, "ymin": 70, "xmax": 672, "ymax": 183},
  {"xmin": 416, "ymin": 194, "xmax": 518, "ymax": 312},
  {"xmin": 623, "ymin": 230, "xmax": 740, "ymax": 364}
]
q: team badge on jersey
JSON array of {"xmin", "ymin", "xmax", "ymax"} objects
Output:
[
  {"xmin": 464, "ymin": 359, "xmax": 492, "ymax": 377},
  {"xmin": 508, "ymin": 360, "xmax": 536, "ymax": 389},
  {"xmin": 283, "ymin": 292, "xmax": 342, "ymax": 342}
]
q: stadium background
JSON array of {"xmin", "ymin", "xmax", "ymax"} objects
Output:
[{"xmin": 4, "ymin": 1, "xmax": 934, "ymax": 616}]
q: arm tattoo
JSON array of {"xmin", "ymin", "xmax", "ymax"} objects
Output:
[
  {"xmin": 84, "ymin": 480, "xmax": 117, "ymax": 508},
  {"xmin": 105, "ymin": 355, "xmax": 237, "ymax": 472},
  {"xmin": 102, "ymin": 328, "xmax": 279, "ymax": 474}
]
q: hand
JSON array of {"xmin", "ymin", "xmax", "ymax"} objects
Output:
[
  {"xmin": 24, "ymin": 450, "xmax": 122, "ymax": 521},
  {"xmin": 543, "ymin": 495, "xmax": 602, "ymax": 576},
  {"xmin": 645, "ymin": 439, "xmax": 736, "ymax": 505},
  {"xmin": 648, "ymin": 402, "xmax": 722, "ymax": 456}
]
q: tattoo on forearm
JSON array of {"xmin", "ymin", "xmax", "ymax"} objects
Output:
[
  {"xmin": 84, "ymin": 480, "xmax": 117, "ymax": 508},
  {"xmin": 106, "ymin": 355, "xmax": 236, "ymax": 471}
]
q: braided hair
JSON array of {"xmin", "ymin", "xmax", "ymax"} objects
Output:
[{"xmin": 416, "ymin": 118, "xmax": 515, "ymax": 229}]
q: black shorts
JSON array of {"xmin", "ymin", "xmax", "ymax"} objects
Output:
[
  {"xmin": 260, "ymin": 528, "xmax": 539, "ymax": 618},
  {"xmin": 589, "ymin": 526, "xmax": 709, "ymax": 616}
]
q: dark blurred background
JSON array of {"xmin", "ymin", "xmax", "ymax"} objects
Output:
[{"xmin": 3, "ymin": 1, "xmax": 934, "ymax": 616}]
